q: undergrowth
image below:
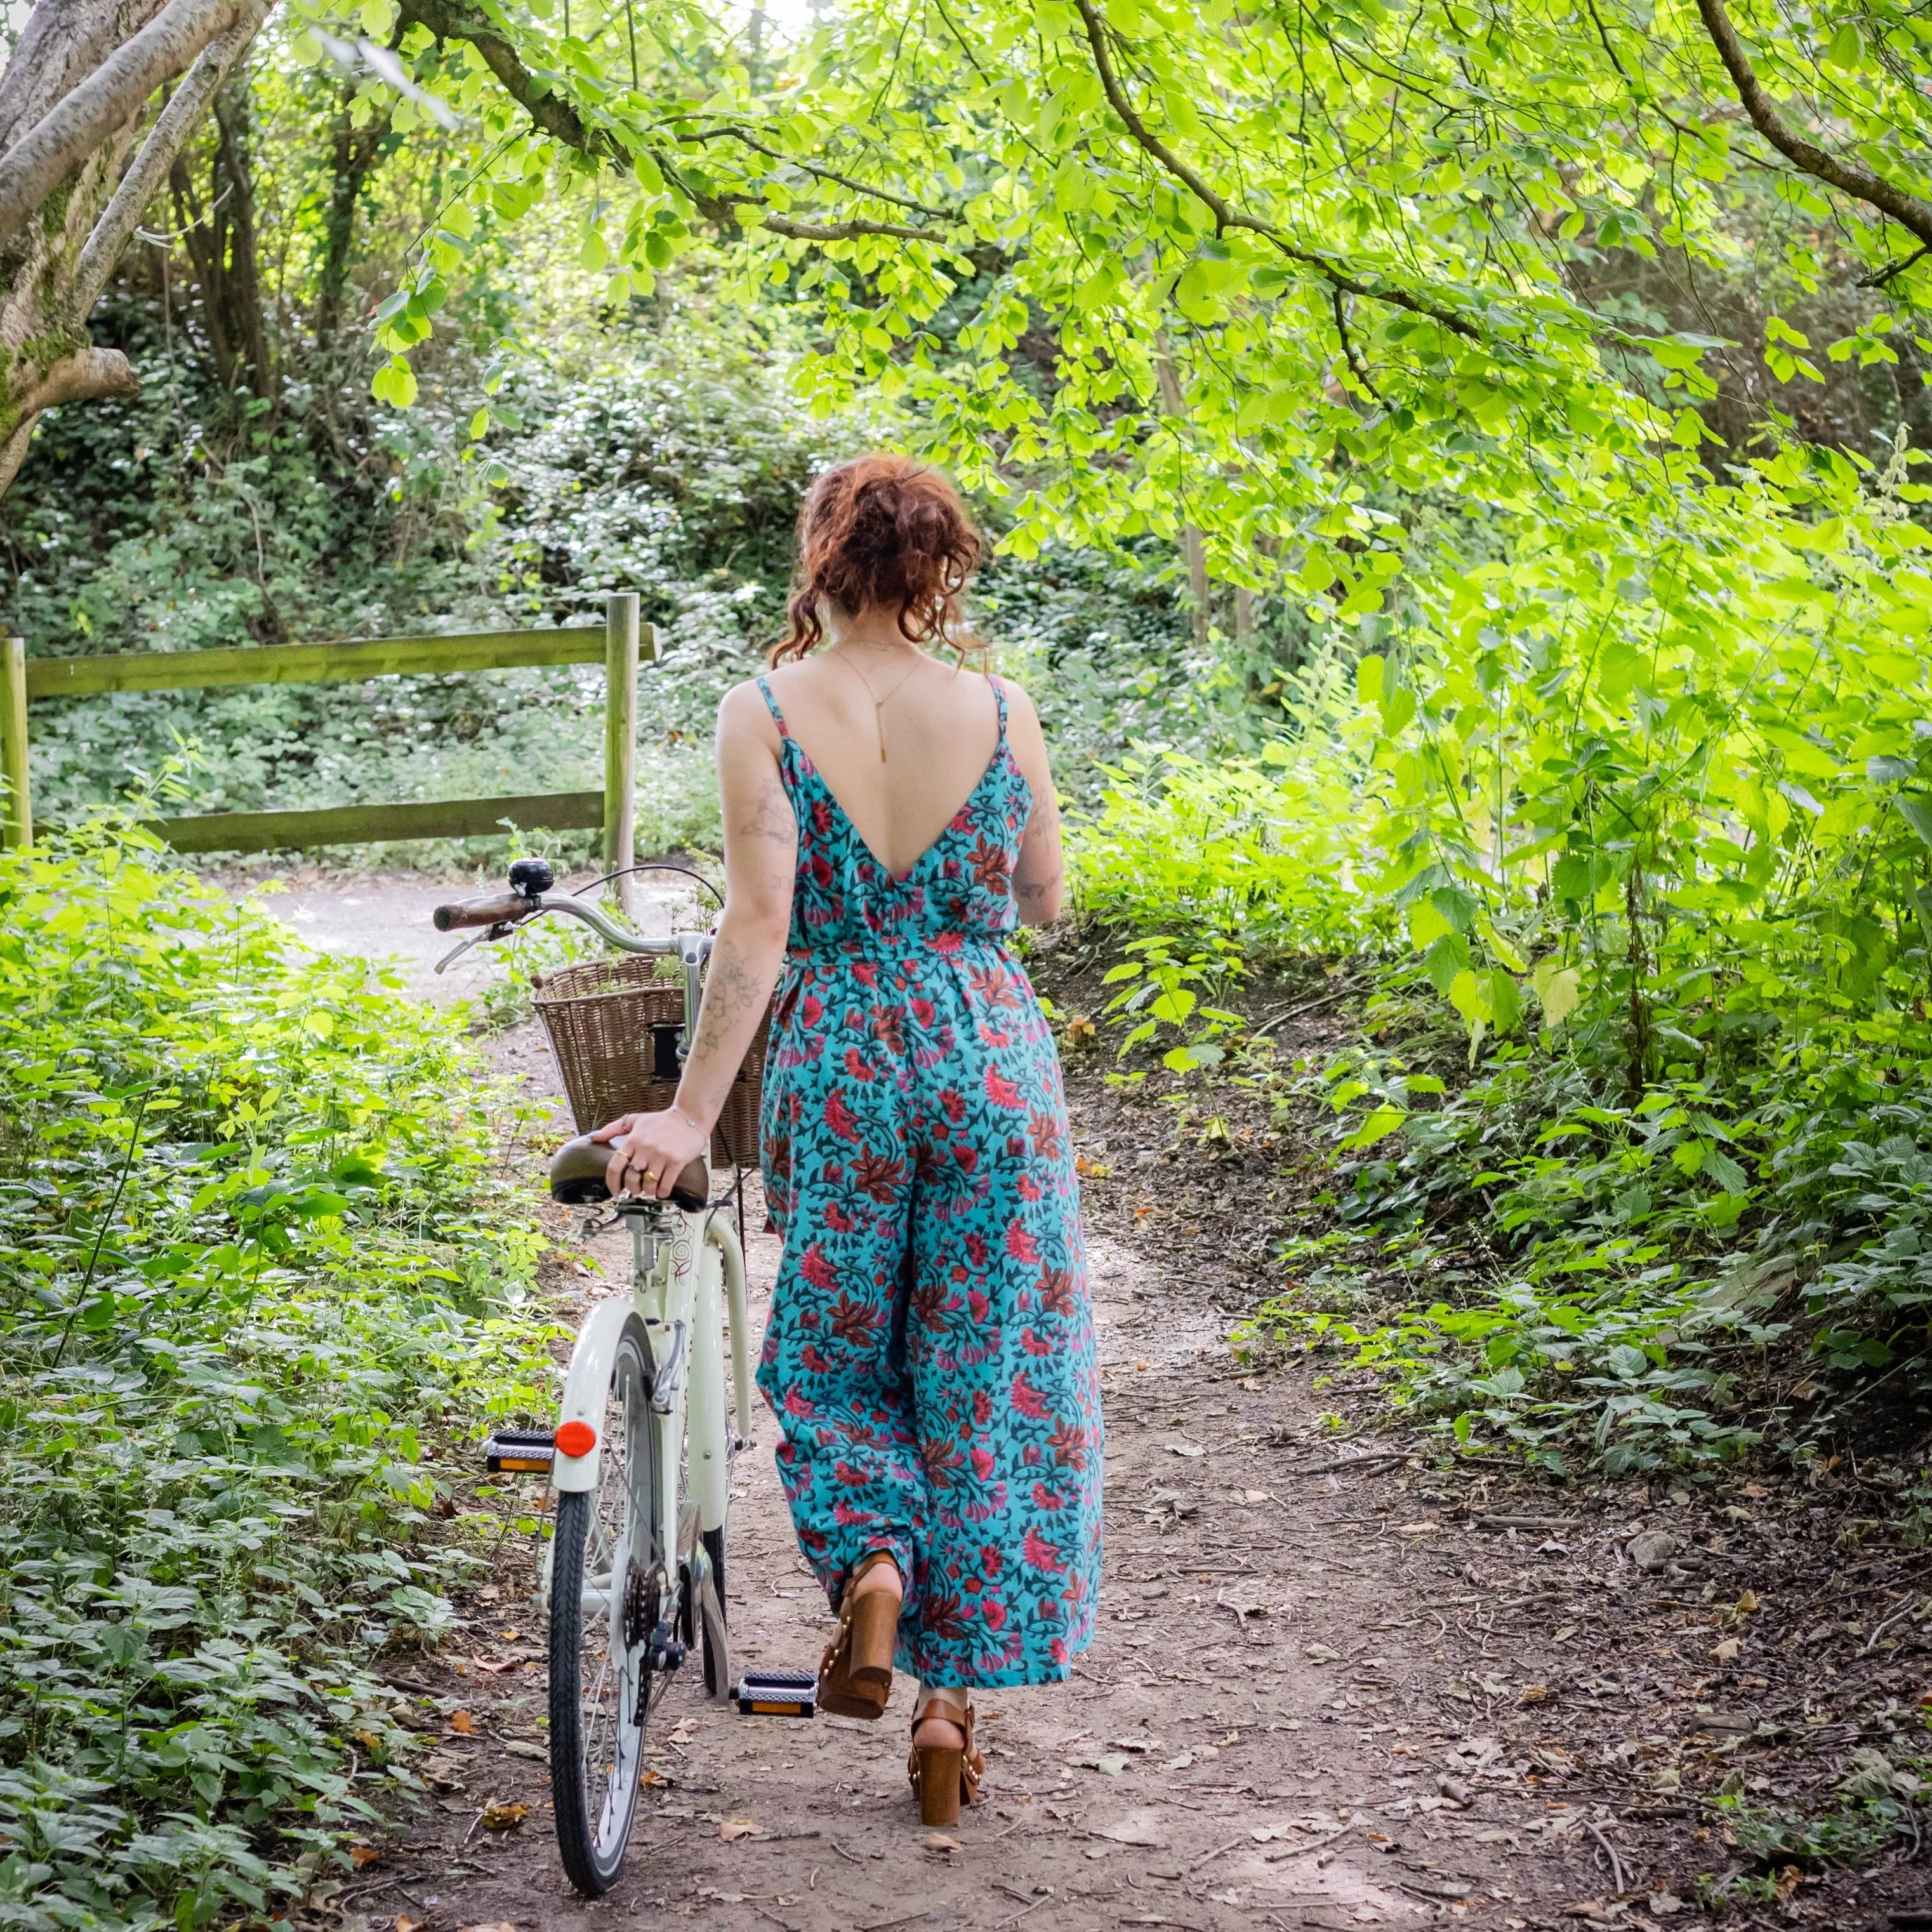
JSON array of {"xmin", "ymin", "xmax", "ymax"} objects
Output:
[{"xmin": 0, "ymin": 819, "xmax": 555, "ymax": 1930}]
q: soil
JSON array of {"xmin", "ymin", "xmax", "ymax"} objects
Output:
[{"xmin": 281, "ymin": 886, "xmax": 1929, "ymax": 1932}]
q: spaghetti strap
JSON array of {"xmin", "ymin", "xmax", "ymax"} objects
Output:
[
  {"xmin": 986, "ymin": 673, "xmax": 1009, "ymax": 741},
  {"xmin": 755, "ymin": 675, "xmax": 790, "ymax": 737}
]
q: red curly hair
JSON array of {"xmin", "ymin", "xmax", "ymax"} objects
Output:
[{"xmin": 769, "ymin": 455, "xmax": 982, "ymax": 665}]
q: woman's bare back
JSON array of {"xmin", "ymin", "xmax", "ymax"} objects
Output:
[{"xmin": 757, "ymin": 649, "xmax": 1009, "ymax": 880}]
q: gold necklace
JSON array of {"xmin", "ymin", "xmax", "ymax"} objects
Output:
[{"xmin": 831, "ymin": 647, "xmax": 922, "ymax": 761}]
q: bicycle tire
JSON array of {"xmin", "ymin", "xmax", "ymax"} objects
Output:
[{"xmin": 550, "ymin": 1319, "xmax": 655, "ymax": 1896}]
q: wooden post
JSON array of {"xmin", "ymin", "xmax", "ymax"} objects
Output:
[
  {"xmin": 1, "ymin": 636, "xmax": 29, "ymax": 850},
  {"xmin": 604, "ymin": 593, "xmax": 640, "ymax": 913}
]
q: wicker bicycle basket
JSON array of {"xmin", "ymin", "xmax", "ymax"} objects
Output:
[{"xmin": 531, "ymin": 955, "xmax": 767, "ymax": 1168}]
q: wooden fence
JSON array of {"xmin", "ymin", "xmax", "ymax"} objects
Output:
[{"xmin": 0, "ymin": 595, "xmax": 656, "ymax": 875}]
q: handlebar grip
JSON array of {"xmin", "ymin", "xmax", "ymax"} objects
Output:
[{"xmin": 432, "ymin": 892, "xmax": 533, "ymax": 932}]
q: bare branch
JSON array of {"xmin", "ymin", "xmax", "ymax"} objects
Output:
[
  {"xmin": 1330, "ymin": 286, "xmax": 1384, "ymax": 401},
  {"xmin": 0, "ymin": 0, "xmax": 255, "ymax": 253},
  {"xmin": 682, "ymin": 124, "xmax": 953, "ymax": 220},
  {"xmin": 0, "ymin": 346, "xmax": 138, "ymax": 494},
  {"xmin": 1692, "ymin": 0, "xmax": 1932, "ymax": 249},
  {"xmin": 755, "ymin": 211, "xmax": 934, "ymax": 243},
  {"xmin": 1071, "ymin": 0, "xmax": 1478, "ymax": 340},
  {"xmin": 71, "ymin": 0, "xmax": 270, "ymax": 320}
]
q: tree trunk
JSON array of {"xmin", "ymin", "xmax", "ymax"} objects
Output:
[
  {"xmin": 0, "ymin": 0, "xmax": 272, "ymax": 493},
  {"xmin": 1154, "ymin": 349, "xmax": 1212, "ymax": 651},
  {"xmin": 315, "ymin": 85, "xmax": 391, "ymax": 347}
]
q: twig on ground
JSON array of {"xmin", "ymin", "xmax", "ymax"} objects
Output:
[
  {"xmin": 1864, "ymin": 1594, "xmax": 1921, "ymax": 1653},
  {"xmin": 1278, "ymin": 1452, "xmax": 1408, "ymax": 1478},
  {"xmin": 1584, "ymin": 1818, "xmax": 1629, "ymax": 1895},
  {"xmin": 1189, "ymin": 1830, "xmax": 1253, "ymax": 1872},
  {"xmin": 1264, "ymin": 1820, "xmax": 1356, "ymax": 1862},
  {"xmin": 830, "ymin": 1838, "xmax": 868, "ymax": 1863},
  {"xmin": 993, "ymin": 1896, "xmax": 1050, "ymax": 1930}
]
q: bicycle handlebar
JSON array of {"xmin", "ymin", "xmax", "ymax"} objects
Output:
[
  {"xmin": 432, "ymin": 892, "xmax": 533, "ymax": 931},
  {"xmin": 430, "ymin": 889, "xmax": 682, "ymax": 955}
]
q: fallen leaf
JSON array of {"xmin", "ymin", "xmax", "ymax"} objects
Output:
[
  {"xmin": 417, "ymin": 1752, "xmax": 468, "ymax": 1790},
  {"xmin": 925, "ymin": 1832, "xmax": 963, "ymax": 1852},
  {"xmin": 1242, "ymin": 1489, "xmax": 1273, "ymax": 1504},
  {"xmin": 456, "ymin": 1922, "xmax": 519, "ymax": 1932},
  {"xmin": 667, "ymin": 1718, "xmax": 697, "ymax": 1743},
  {"xmin": 1393, "ymin": 1522, "xmax": 1437, "ymax": 1536},
  {"xmin": 1095, "ymin": 1752, "xmax": 1130, "ymax": 1776},
  {"xmin": 1305, "ymin": 1643, "xmax": 1340, "ymax": 1663},
  {"xmin": 1064, "ymin": 1016, "xmax": 1097, "ymax": 1044},
  {"xmin": 1075, "ymin": 1156, "xmax": 1112, "ymax": 1179},
  {"xmin": 1552, "ymin": 1624, "xmax": 1579, "ymax": 1645},
  {"xmin": 718, "ymin": 1818, "xmax": 762, "ymax": 1841},
  {"xmin": 449, "ymin": 1710, "xmax": 478, "ymax": 1735},
  {"xmin": 501, "ymin": 1739, "xmax": 548, "ymax": 1761},
  {"xmin": 1737, "ymin": 1589, "xmax": 1759, "ymax": 1615},
  {"xmin": 482, "ymin": 1801, "xmax": 530, "ymax": 1830},
  {"xmin": 349, "ymin": 1847, "xmax": 380, "ymax": 1869},
  {"xmin": 395, "ymin": 1917, "xmax": 418, "ymax": 1932},
  {"xmin": 1167, "ymin": 1441, "xmax": 1205, "ymax": 1458},
  {"xmin": 1519, "ymin": 1684, "xmax": 1549, "ymax": 1704},
  {"xmin": 640, "ymin": 1769, "xmax": 670, "ymax": 1789},
  {"xmin": 1160, "ymin": 1750, "xmax": 1194, "ymax": 1771},
  {"xmin": 1648, "ymin": 1895, "xmax": 1686, "ymax": 1917},
  {"xmin": 1712, "ymin": 1638, "xmax": 1742, "ymax": 1663}
]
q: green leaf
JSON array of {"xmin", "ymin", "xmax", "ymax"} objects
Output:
[
  {"xmin": 1897, "ymin": 796, "xmax": 1932, "ymax": 848},
  {"xmin": 1342, "ymin": 1105, "xmax": 1407, "ymax": 1150}
]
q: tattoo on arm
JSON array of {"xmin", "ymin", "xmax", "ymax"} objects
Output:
[
  {"xmin": 691, "ymin": 931, "xmax": 767, "ymax": 1066},
  {"xmin": 1016, "ymin": 871, "xmax": 1062, "ymax": 904},
  {"xmin": 735, "ymin": 780, "xmax": 797, "ymax": 844}
]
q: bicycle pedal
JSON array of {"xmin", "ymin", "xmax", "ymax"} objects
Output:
[
  {"xmin": 731, "ymin": 1669, "xmax": 817, "ymax": 1718},
  {"xmin": 484, "ymin": 1429, "xmax": 554, "ymax": 1474}
]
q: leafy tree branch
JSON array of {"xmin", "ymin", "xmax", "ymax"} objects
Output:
[
  {"xmin": 1691, "ymin": 0, "xmax": 1932, "ymax": 250},
  {"xmin": 1068, "ymin": 0, "xmax": 1479, "ymax": 343}
]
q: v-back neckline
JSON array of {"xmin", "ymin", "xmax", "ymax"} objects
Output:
[{"xmin": 785, "ymin": 733, "xmax": 1009, "ymax": 885}]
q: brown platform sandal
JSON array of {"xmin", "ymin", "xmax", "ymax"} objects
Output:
[
  {"xmin": 816, "ymin": 1551, "xmax": 899, "ymax": 1720},
  {"xmin": 906, "ymin": 1694, "xmax": 984, "ymax": 1827}
]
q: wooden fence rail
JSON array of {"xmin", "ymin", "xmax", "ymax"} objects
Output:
[{"xmin": 0, "ymin": 597, "xmax": 656, "ymax": 877}]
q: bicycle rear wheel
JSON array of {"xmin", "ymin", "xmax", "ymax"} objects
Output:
[{"xmin": 550, "ymin": 1318, "xmax": 656, "ymax": 1896}]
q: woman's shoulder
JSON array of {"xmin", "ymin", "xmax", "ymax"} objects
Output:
[{"xmin": 718, "ymin": 673, "xmax": 786, "ymax": 741}]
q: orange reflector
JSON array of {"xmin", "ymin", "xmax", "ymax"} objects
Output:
[{"xmin": 555, "ymin": 1420, "xmax": 597, "ymax": 1458}]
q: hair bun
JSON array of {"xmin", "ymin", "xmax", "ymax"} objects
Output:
[{"xmin": 772, "ymin": 456, "xmax": 981, "ymax": 663}]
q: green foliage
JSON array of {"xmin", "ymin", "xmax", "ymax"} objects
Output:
[{"xmin": 0, "ymin": 816, "xmax": 552, "ymax": 1929}]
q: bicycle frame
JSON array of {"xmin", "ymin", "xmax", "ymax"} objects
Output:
[{"xmin": 553, "ymin": 1200, "xmax": 752, "ymax": 1519}]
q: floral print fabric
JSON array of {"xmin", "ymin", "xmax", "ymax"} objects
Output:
[{"xmin": 752, "ymin": 674, "xmax": 1103, "ymax": 1688}]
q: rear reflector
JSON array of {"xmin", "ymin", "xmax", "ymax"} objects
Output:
[{"xmin": 555, "ymin": 1420, "xmax": 597, "ymax": 1458}]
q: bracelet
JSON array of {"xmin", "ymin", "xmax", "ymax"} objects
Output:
[{"xmin": 668, "ymin": 1103, "xmax": 708, "ymax": 1138}]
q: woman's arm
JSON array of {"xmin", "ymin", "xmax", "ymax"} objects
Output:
[
  {"xmin": 1000, "ymin": 678, "xmax": 1065, "ymax": 927},
  {"xmin": 596, "ymin": 682, "xmax": 797, "ymax": 1198}
]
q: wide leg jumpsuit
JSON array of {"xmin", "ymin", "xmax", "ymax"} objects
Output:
[{"xmin": 753, "ymin": 675, "xmax": 1104, "ymax": 1688}]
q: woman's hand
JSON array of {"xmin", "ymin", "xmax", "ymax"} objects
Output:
[{"xmin": 592, "ymin": 1107, "xmax": 708, "ymax": 1200}]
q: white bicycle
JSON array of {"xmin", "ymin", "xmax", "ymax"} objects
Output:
[{"xmin": 434, "ymin": 861, "xmax": 755, "ymax": 1895}]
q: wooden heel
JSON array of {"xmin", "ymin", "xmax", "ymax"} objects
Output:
[
  {"xmin": 915, "ymin": 1747, "xmax": 965, "ymax": 1825},
  {"xmin": 817, "ymin": 1552, "xmax": 899, "ymax": 1721},
  {"xmin": 907, "ymin": 1695, "xmax": 983, "ymax": 1825}
]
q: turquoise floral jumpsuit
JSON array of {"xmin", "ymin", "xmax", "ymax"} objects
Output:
[{"xmin": 753, "ymin": 674, "xmax": 1104, "ymax": 1688}]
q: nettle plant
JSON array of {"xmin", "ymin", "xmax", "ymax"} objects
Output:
[{"xmin": 0, "ymin": 820, "xmax": 553, "ymax": 1929}]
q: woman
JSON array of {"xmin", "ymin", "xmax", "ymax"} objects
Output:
[{"xmin": 592, "ymin": 456, "xmax": 1102, "ymax": 1825}]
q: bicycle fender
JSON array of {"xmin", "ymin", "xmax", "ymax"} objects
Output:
[{"xmin": 552, "ymin": 1297, "xmax": 637, "ymax": 1493}]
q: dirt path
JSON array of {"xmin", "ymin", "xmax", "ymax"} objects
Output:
[{"xmin": 284, "ymin": 883, "xmax": 1928, "ymax": 1932}]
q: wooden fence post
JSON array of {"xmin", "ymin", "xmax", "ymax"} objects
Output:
[
  {"xmin": 604, "ymin": 594, "xmax": 640, "ymax": 912},
  {"xmin": 1, "ymin": 637, "xmax": 29, "ymax": 850}
]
